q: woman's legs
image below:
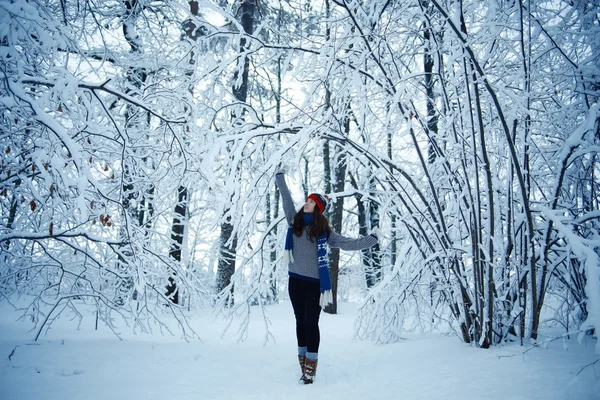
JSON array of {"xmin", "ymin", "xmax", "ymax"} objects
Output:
[
  {"xmin": 289, "ymin": 277, "xmax": 307, "ymax": 349},
  {"xmin": 288, "ymin": 277, "xmax": 322, "ymax": 354},
  {"xmin": 303, "ymin": 283, "xmax": 321, "ymax": 354}
]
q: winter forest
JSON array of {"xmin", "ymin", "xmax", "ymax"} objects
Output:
[{"xmin": 1, "ymin": 0, "xmax": 599, "ymax": 360}]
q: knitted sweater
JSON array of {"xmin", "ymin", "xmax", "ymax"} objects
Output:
[{"xmin": 275, "ymin": 173, "xmax": 378, "ymax": 282}]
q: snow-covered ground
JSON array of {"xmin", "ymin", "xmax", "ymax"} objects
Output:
[{"xmin": 1, "ymin": 301, "xmax": 598, "ymax": 400}]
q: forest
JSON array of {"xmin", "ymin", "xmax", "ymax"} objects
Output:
[{"xmin": 0, "ymin": 0, "xmax": 599, "ymax": 352}]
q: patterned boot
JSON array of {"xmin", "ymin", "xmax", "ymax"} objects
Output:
[
  {"xmin": 298, "ymin": 355, "xmax": 306, "ymax": 380},
  {"xmin": 302, "ymin": 358, "xmax": 318, "ymax": 384}
]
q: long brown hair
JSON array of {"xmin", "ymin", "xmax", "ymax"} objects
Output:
[{"xmin": 292, "ymin": 207, "xmax": 331, "ymax": 241}]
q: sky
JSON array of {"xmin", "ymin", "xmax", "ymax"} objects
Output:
[{"xmin": 1, "ymin": 300, "xmax": 598, "ymax": 400}]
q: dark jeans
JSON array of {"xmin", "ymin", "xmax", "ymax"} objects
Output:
[{"xmin": 288, "ymin": 276, "xmax": 322, "ymax": 353}]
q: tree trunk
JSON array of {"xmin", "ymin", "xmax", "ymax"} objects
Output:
[
  {"xmin": 167, "ymin": 186, "xmax": 188, "ymax": 304},
  {"xmin": 265, "ymin": 189, "xmax": 279, "ymax": 302},
  {"xmin": 216, "ymin": 0, "xmax": 255, "ymax": 299},
  {"xmin": 351, "ymin": 175, "xmax": 380, "ymax": 289},
  {"xmin": 368, "ymin": 176, "xmax": 382, "ymax": 284},
  {"xmin": 386, "ymin": 104, "xmax": 397, "ymax": 266},
  {"xmin": 116, "ymin": 0, "xmax": 147, "ymax": 307},
  {"xmin": 324, "ymin": 106, "xmax": 349, "ymax": 315}
]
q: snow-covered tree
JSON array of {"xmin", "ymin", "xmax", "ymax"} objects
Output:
[{"xmin": 1, "ymin": 0, "xmax": 598, "ymax": 350}]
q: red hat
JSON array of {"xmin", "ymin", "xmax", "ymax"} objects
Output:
[{"xmin": 307, "ymin": 193, "xmax": 327, "ymax": 213}]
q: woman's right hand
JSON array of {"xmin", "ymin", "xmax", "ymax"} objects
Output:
[{"xmin": 276, "ymin": 165, "xmax": 288, "ymax": 175}]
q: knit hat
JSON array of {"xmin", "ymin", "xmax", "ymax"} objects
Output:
[{"xmin": 307, "ymin": 193, "xmax": 327, "ymax": 213}]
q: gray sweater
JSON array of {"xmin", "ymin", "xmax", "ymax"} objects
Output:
[{"xmin": 275, "ymin": 173, "xmax": 378, "ymax": 282}]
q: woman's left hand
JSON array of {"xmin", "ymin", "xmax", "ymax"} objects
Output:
[{"xmin": 370, "ymin": 227, "xmax": 382, "ymax": 240}]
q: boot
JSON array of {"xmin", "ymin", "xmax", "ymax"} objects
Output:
[
  {"xmin": 302, "ymin": 358, "xmax": 318, "ymax": 384},
  {"xmin": 298, "ymin": 355, "xmax": 306, "ymax": 379}
]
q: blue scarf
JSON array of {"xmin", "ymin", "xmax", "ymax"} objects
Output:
[{"xmin": 284, "ymin": 214, "xmax": 332, "ymax": 307}]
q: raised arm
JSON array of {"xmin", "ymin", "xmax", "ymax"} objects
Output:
[
  {"xmin": 327, "ymin": 230, "xmax": 378, "ymax": 251},
  {"xmin": 275, "ymin": 172, "xmax": 297, "ymax": 224}
]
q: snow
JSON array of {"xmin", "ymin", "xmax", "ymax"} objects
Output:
[{"xmin": 1, "ymin": 302, "xmax": 598, "ymax": 400}]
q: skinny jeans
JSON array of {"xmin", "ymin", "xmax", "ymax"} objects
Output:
[{"xmin": 288, "ymin": 276, "xmax": 322, "ymax": 353}]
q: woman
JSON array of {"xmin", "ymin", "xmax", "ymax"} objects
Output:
[{"xmin": 275, "ymin": 170, "xmax": 379, "ymax": 384}]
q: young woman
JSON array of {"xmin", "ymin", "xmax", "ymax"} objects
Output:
[{"xmin": 275, "ymin": 170, "xmax": 379, "ymax": 384}]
